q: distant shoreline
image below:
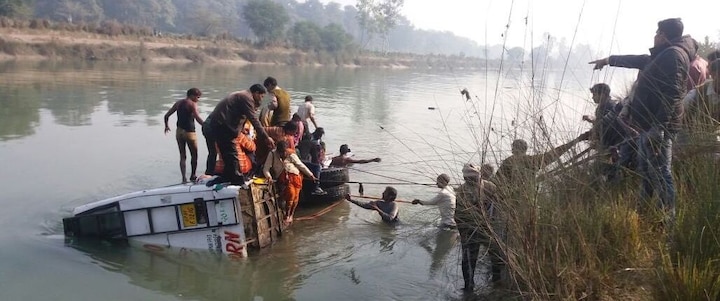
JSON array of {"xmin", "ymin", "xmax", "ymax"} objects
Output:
[{"xmin": 0, "ymin": 26, "xmax": 493, "ymax": 69}]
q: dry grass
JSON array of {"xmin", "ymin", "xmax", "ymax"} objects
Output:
[{"xmin": 476, "ymin": 132, "xmax": 720, "ymax": 300}]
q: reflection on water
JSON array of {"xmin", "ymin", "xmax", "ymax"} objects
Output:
[
  {"xmin": 67, "ymin": 240, "xmax": 298, "ymax": 301},
  {"xmin": 0, "ymin": 85, "xmax": 41, "ymax": 141},
  {"xmin": 419, "ymin": 228, "xmax": 459, "ymax": 278}
]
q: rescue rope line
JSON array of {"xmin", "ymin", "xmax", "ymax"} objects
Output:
[
  {"xmin": 349, "ymin": 194, "xmax": 413, "ymax": 204},
  {"xmin": 346, "ymin": 167, "xmax": 436, "ymax": 186},
  {"xmin": 321, "ymin": 180, "xmax": 434, "ymax": 186},
  {"xmin": 295, "ymin": 200, "xmax": 344, "ymax": 221}
]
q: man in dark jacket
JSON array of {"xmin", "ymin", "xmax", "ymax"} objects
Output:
[
  {"xmin": 590, "ymin": 18, "xmax": 695, "ymax": 220},
  {"xmin": 203, "ymin": 84, "xmax": 275, "ymax": 186}
]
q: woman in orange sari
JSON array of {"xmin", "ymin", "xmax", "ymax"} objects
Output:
[{"xmin": 263, "ymin": 140, "xmax": 318, "ymax": 226}]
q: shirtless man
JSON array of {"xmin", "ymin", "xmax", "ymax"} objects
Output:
[
  {"xmin": 164, "ymin": 88, "xmax": 204, "ymax": 183},
  {"xmin": 329, "ymin": 144, "xmax": 381, "ymax": 167}
]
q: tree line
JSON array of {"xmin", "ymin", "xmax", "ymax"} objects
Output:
[
  {"xmin": 4, "ymin": 0, "xmax": 716, "ymax": 62},
  {"xmin": 0, "ymin": 0, "xmax": 491, "ymax": 57}
]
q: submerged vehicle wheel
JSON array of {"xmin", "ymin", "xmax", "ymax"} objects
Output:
[{"xmin": 319, "ymin": 167, "xmax": 349, "ymax": 188}]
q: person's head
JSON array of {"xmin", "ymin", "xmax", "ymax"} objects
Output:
[
  {"xmin": 187, "ymin": 88, "xmax": 202, "ymax": 102},
  {"xmin": 511, "ymin": 139, "xmax": 528, "ymax": 155},
  {"xmin": 711, "ymin": 59, "xmax": 720, "ymax": 88},
  {"xmin": 292, "ymin": 113, "xmax": 302, "ymax": 122},
  {"xmin": 707, "ymin": 50, "xmax": 720, "ymax": 62},
  {"xmin": 242, "ymin": 121, "xmax": 253, "ymax": 135},
  {"xmin": 339, "ymin": 144, "xmax": 351, "ymax": 155},
  {"xmin": 710, "ymin": 59, "xmax": 720, "ymax": 78},
  {"xmin": 462, "ymin": 163, "xmax": 481, "ymax": 183},
  {"xmin": 305, "ymin": 95, "xmax": 313, "ymax": 102},
  {"xmin": 263, "ymin": 76, "xmax": 278, "ymax": 90},
  {"xmin": 436, "ymin": 174, "xmax": 451, "ymax": 188},
  {"xmin": 313, "ymin": 127, "xmax": 325, "ymax": 140},
  {"xmin": 382, "ymin": 186, "xmax": 398, "ymax": 202},
  {"xmin": 249, "ymin": 84, "xmax": 266, "ymax": 107},
  {"xmin": 590, "ymin": 83, "xmax": 611, "ymax": 104},
  {"xmin": 276, "ymin": 140, "xmax": 289, "ymax": 158},
  {"xmin": 480, "ymin": 164, "xmax": 494, "ymax": 180},
  {"xmin": 282, "ymin": 121, "xmax": 298, "ymax": 135},
  {"xmin": 655, "ymin": 18, "xmax": 683, "ymax": 47}
]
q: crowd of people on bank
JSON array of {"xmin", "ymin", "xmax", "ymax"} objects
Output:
[
  {"xmin": 346, "ymin": 17, "xmax": 720, "ymax": 293},
  {"xmin": 164, "ymin": 17, "xmax": 720, "ymax": 294}
]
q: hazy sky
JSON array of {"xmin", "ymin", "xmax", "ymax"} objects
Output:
[{"xmin": 323, "ymin": 0, "xmax": 720, "ymax": 55}]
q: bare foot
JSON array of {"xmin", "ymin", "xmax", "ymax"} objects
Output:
[{"xmin": 182, "ymin": 178, "xmax": 189, "ymax": 184}]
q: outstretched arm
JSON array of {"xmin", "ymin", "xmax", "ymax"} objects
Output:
[
  {"xmin": 589, "ymin": 55, "xmax": 651, "ymax": 70},
  {"xmin": 348, "ymin": 157, "xmax": 382, "ymax": 164},
  {"xmin": 345, "ymin": 195, "xmax": 374, "ymax": 210},
  {"xmin": 290, "ymin": 153, "xmax": 318, "ymax": 180},
  {"xmin": 163, "ymin": 101, "xmax": 180, "ymax": 134},
  {"xmin": 416, "ymin": 191, "xmax": 444, "ymax": 206}
]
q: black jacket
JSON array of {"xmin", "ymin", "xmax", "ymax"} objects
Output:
[{"xmin": 609, "ymin": 35, "xmax": 696, "ymax": 132}]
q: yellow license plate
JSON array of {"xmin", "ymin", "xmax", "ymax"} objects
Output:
[{"xmin": 180, "ymin": 204, "xmax": 197, "ymax": 227}]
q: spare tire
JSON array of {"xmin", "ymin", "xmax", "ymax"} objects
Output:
[
  {"xmin": 319, "ymin": 167, "xmax": 349, "ymax": 188},
  {"xmin": 299, "ymin": 184, "xmax": 350, "ymax": 207}
]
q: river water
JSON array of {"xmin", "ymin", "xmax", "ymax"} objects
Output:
[{"xmin": 0, "ymin": 60, "xmax": 626, "ymax": 300}]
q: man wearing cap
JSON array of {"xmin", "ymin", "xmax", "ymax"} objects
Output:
[
  {"xmin": 412, "ymin": 174, "xmax": 457, "ymax": 229},
  {"xmin": 455, "ymin": 163, "xmax": 504, "ymax": 291},
  {"xmin": 589, "ymin": 18, "xmax": 696, "ymax": 221},
  {"xmin": 329, "ymin": 144, "xmax": 381, "ymax": 167}
]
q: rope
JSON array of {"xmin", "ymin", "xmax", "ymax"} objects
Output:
[
  {"xmin": 349, "ymin": 194, "xmax": 413, "ymax": 204},
  {"xmin": 321, "ymin": 180, "xmax": 435, "ymax": 186},
  {"xmin": 295, "ymin": 200, "xmax": 344, "ymax": 221},
  {"xmin": 346, "ymin": 167, "xmax": 436, "ymax": 186}
]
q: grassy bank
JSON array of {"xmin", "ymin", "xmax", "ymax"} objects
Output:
[
  {"xmin": 0, "ymin": 17, "xmax": 491, "ymax": 69},
  {"xmin": 481, "ymin": 138, "xmax": 720, "ymax": 299}
]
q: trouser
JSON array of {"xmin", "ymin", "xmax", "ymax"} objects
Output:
[
  {"xmin": 638, "ymin": 128, "xmax": 676, "ymax": 218},
  {"xmin": 280, "ymin": 172, "xmax": 303, "ymax": 218},
  {"xmin": 203, "ymin": 122, "xmax": 243, "ymax": 184},
  {"xmin": 302, "ymin": 161, "xmax": 322, "ymax": 191},
  {"xmin": 457, "ymin": 226, "xmax": 504, "ymax": 289}
]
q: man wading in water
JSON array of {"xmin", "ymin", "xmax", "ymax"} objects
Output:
[
  {"xmin": 346, "ymin": 187, "xmax": 399, "ymax": 224},
  {"xmin": 455, "ymin": 163, "xmax": 504, "ymax": 292}
]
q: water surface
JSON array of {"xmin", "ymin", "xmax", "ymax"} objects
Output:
[{"xmin": 0, "ymin": 60, "xmax": 618, "ymax": 300}]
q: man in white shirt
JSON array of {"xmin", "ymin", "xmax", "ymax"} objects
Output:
[
  {"xmin": 297, "ymin": 95, "xmax": 318, "ymax": 131},
  {"xmin": 412, "ymin": 174, "xmax": 457, "ymax": 229}
]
